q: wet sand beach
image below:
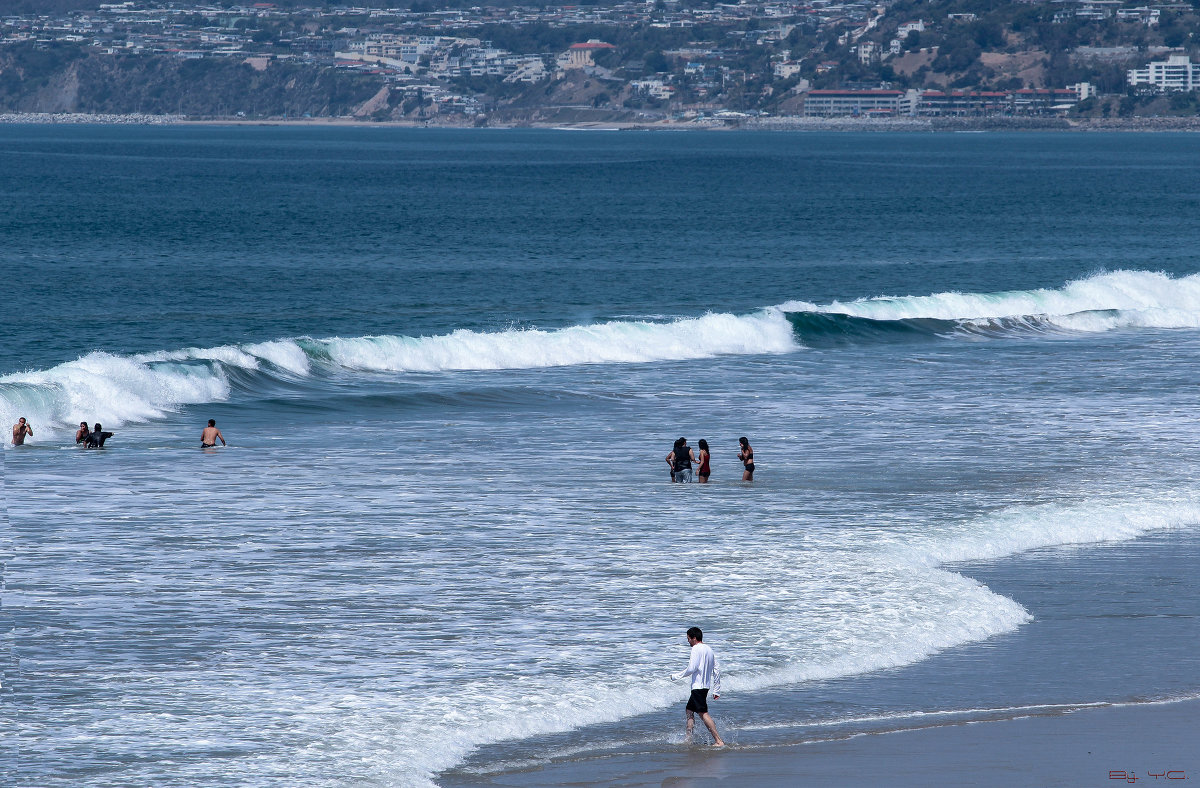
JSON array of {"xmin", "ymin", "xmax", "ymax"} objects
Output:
[{"xmin": 443, "ymin": 698, "xmax": 1198, "ymax": 787}]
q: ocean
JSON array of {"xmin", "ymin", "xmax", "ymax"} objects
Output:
[{"xmin": 3, "ymin": 126, "xmax": 1199, "ymax": 787}]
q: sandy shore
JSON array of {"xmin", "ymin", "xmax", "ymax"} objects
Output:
[{"xmin": 443, "ymin": 697, "xmax": 1198, "ymax": 787}]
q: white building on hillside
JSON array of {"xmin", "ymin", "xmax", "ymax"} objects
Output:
[
  {"xmin": 630, "ymin": 79, "xmax": 673, "ymax": 100},
  {"xmin": 1116, "ymin": 7, "xmax": 1159, "ymax": 25},
  {"xmin": 774, "ymin": 60, "xmax": 804, "ymax": 79},
  {"xmin": 1128, "ymin": 54, "xmax": 1200, "ymax": 92},
  {"xmin": 357, "ymin": 34, "xmax": 451, "ymax": 64},
  {"xmin": 504, "ymin": 57, "xmax": 549, "ymax": 83}
]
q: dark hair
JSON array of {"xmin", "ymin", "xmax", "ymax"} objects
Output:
[
  {"xmin": 94, "ymin": 423, "xmax": 102, "ymax": 430},
  {"xmin": 739, "ymin": 436, "xmax": 749, "ymax": 447},
  {"xmin": 698, "ymin": 439, "xmax": 709, "ymax": 452},
  {"xmin": 686, "ymin": 626, "xmax": 703, "ymax": 641},
  {"xmin": 208, "ymin": 419, "xmax": 216, "ymax": 427}
]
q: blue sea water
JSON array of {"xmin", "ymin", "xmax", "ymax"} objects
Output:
[{"xmin": 3, "ymin": 127, "xmax": 1200, "ymax": 787}]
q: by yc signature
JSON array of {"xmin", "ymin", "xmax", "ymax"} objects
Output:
[{"xmin": 1110, "ymin": 771, "xmax": 1188, "ymax": 783}]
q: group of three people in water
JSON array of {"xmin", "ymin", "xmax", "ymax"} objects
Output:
[
  {"xmin": 666, "ymin": 436, "xmax": 754, "ymax": 483},
  {"xmin": 11, "ymin": 416, "xmax": 114, "ymax": 449}
]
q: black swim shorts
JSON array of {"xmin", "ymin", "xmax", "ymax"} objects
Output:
[{"xmin": 685, "ymin": 688, "xmax": 709, "ymax": 714}]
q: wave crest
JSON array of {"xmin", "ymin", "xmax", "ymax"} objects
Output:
[
  {"xmin": 781, "ymin": 270, "xmax": 1200, "ymax": 345},
  {"xmin": 782, "ymin": 270, "xmax": 1200, "ymax": 323},
  {"xmin": 0, "ymin": 311, "xmax": 796, "ymax": 433},
  {"xmin": 9, "ymin": 270, "xmax": 1200, "ymax": 434}
]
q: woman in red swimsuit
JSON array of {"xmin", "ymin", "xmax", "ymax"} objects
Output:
[{"xmin": 696, "ymin": 439, "xmax": 711, "ymax": 483}]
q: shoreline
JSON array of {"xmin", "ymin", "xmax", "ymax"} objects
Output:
[
  {"xmin": 439, "ymin": 697, "xmax": 1198, "ymax": 787},
  {"xmin": 4, "ymin": 111, "xmax": 1200, "ymax": 132},
  {"xmin": 440, "ymin": 529, "xmax": 1200, "ymax": 788}
]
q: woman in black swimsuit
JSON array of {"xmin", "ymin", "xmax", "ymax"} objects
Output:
[{"xmin": 738, "ymin": 436, "xmax": 754, "ymax": 481}]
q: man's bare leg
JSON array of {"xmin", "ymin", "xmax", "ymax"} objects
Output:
[
  {"xmin": 700, "ymin": 711, "xmax": 725, "ymax": 747},
  {"xmin": 685, "ymin": 709, "xmax": 695, "ymax": 739}
]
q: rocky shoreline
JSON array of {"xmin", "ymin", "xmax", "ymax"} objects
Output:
[{"xmin": 4, "ymin": 111, "xmax": 1200, "ymax": 132}]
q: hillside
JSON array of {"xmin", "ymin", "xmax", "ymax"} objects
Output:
[
  {"xmin": 1, "ymin": 1, "xmax": 1199, "ymax": 122},
  {"xmin": 0, "ymin": 43, "xmax": 381, "ymax": 116}
]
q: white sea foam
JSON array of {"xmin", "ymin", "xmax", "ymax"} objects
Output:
[
  {"xmin": 347, "ymin": 492, "xmax": 1195, "ymax": 787},
  {"xmin": 885, "ymin": 495, "xmax": 1200, "ymax": 568},
  {"xmin": 736, "ymin": 701, "xmax": 1112, "ymax": 733},
  {"xmin": 245, "ymin": 497, "xmax": 1188, "ymax": 788},
  {"xmin": 779, "ymin": 270, "xmax": 1200, "ymax": 330},
  {"xmin": 273, "ymin": 573, "xmax": 1025, "ymax": 788}
]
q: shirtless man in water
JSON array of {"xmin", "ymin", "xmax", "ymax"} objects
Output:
[
  {"xmin": 12, "ymin": 417, "xmax": 32, "ymax": 445},
  {"xmin": 201, "ymin": 419, "xmax": 226, "ymax": 448}
]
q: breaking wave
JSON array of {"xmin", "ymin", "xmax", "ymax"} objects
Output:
[
  {"xmin": 7, "ymin": 270, "xmax": 1200, "ymax": 434},
  {"xmin": 781, "ymin": 269, "xmax": 1200, "ymax": 345},
  {"xmin": 0, "ymin": 311, "xmax": 796, "ymax": 432}
]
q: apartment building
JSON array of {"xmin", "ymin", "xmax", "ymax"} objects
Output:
[
  {"xmin": 1127, "ymin": 54, "xmax": 1200, "ymax": 92},
  {"xmin": 803, "ymin": 88, "xmax": 920, "ymax": 116}
]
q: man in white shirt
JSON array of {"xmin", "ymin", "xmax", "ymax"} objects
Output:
[{"xmin": 674, "ymin": 626, "xmax": 725, "ymax": 746}]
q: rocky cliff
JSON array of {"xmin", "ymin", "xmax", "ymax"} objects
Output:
[{"xmin": 0, "ymin": 43, "xmax": 383, "ymax": 117}]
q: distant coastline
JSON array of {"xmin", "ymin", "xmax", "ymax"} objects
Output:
[{"xmin": 4, "ymin": 111, "xmax": 1200, "ymax": 132}]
